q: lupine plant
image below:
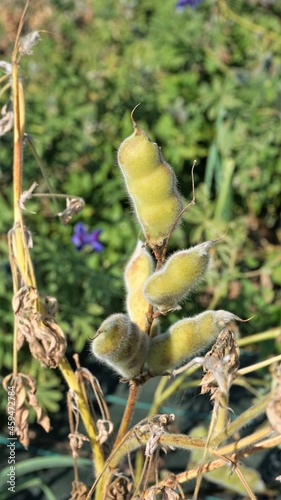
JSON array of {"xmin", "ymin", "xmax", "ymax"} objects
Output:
[{"xmin": 1, "ymin": 2, "xmax": 281, "ymax": 499}]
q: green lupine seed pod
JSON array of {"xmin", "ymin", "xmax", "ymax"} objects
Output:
[
  {"xmin": 117, "ymin": 115, "xmax": 182, "ymax": 247},
  {"xmin": 124, "ymin": 240, "xmax": 153, "ymax": 332},
  {"xmin": 143, "ymin": 240, "xmax": 216, "ymax": 313},
  {"xmin": 146, "ymin": 310, "xmax": 240, "ymax": 375},
  {"xmin": 91, "ymin": 313, "xmax": 149, "ymax": 378}
]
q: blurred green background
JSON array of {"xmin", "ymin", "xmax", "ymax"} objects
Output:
[{"xmin": 0, "ymin": 0, "xmax": 280, "ymax": 415}]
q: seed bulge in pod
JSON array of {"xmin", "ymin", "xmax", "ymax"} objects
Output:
[
  {"xmin": 146, "ymin": 310, "xmax": 240, "ymax": 375},
  {"xmin": 143, "ymin": 240, "xmax": 216, "ymax": 314},
  {"xmin": 91, "ymin": 313, "xmax": 149, "ymax": 378},
  {"xmin": 117, "ymin": 115, "xmax": 182, "ymax": 247}
]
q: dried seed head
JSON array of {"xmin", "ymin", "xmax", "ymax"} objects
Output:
[
  {"xmin": 146, "ymin": 310, "xmax": 240, "ymax": 375},
  {"xmin": 124, "ymin": 240, "xmax": 154, "ymax": 331},
  {"xmin": 91, "ymin": 313, "xmax": 149, "ymax": 378},
  {"xmin": 18, "ymin": 31, "xmax": 40, "ymax": 55},
  {"xmin": 143, "ymin": 240, "xmax": 216, "ymax": 313},
  {"xmin": 117, "ymin": 114, "xmax": 183, "ymax": 247},
  {"xmin": 57, "ymin": 197, "xmax": 85, "ymax": 224},
  {"xmin": 201, "ymin": 329, "xmax": 240, "ymax": 395}
]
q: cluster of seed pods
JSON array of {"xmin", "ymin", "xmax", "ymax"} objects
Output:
[{"xmin": 91, "ymin": 112, "xmax": 240, "ymax": 378}]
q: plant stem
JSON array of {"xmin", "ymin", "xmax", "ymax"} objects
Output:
[
  {"xmin": 114, "ymin": 381, "xmax": 141, "ymax": 447},
  {"xmin": 59, "ymin": 357, "xmax": 105, "ymax": 474},
  {"xmin": 237, "ymin": 353, "xmax": 281, "ymax": 376},
  {"xmin": 157, "ymin": 432, "xmax": 281, "ymax": 489},
  {"xmin": 148, "ymin": 365, "xmax": 200, "ymax": 416},
  {"xmin": 210, "ymin": 392, "xmax": 271, "ymax": 447},
  {"xmin": 110, "ymin": 432, "xmax": 206, "ymax": 471},
  {"xmin": 12, "ymin": 62, "xmax": 22, "ymax": 222},
  {"xmin": 217, "ymin": 425, "xmax": 275, "ymax": 457},
  {"xmin": 237, "ymin": 327, "xmax": 281, "ymax": 347},
  {"xmin": 11, "ymin": 54, "xmax": 22, "ymax": 379}
]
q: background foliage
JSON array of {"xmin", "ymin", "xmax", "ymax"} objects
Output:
[{"xmin": 0, "ymin": 0, "xmax": 280, "ymax": 418}]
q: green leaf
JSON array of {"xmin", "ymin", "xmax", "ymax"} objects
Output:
[{"xmin": 0, "ymin": 456, "xmax": 92, "ymax": 490}]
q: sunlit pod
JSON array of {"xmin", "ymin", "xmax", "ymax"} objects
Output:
[
  {"xmin": 146, "ymin": 310, "xmax": 240, "ymax": 375},
  {"xmin": 124, "ymin": 240, "xmax": 153, "ymax": 331},
  {"xmin": 143, "ymin": 240, "xmax": 216, "ymax": 313},
  {"xmin": 117, "ymin": 117, "xmax": 182, "ymax": 247},
  {"xmin": 91, "ymin": 313, "xmax": 149, "ymax": 378}
]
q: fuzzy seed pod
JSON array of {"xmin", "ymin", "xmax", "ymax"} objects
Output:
[
  {"xmin": 143, "ymin": 240, "xmax": 216, "ymax": 313},
  {"xmin": 117, "ymin": 116, "xmax": 183, "ymax": 247},
  {"xmin": 91, "ymin": 313, "xmax": 149, "ymax": 378},
  {"xmin": 146, "ymin": 310, "xmax": 240, "ymax": 375},
  {"xmin": 124, "ymin": 240, "xmax": 154, "ymax": 331}
]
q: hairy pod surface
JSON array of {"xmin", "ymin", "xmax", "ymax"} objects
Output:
[
  {"xmin": 91, "ymin": 313, "xmax": 149, "ymax": 378},
  {"xmin": 117, "ymin": 119, "xmax": 182, "ymax": 247},
  {"xmin": 124, "ymin": 240, "xmax": 153, "ymax": 331},
  {"xmin": 146, "ymin": 310, "xmax": 239, "ymax": 375},
  {"xmin": 143, "ymin": 241, "xmax": 216, "ymax": 313}
]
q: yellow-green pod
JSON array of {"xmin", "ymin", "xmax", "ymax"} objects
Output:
[
  {"xmin": 124, "ymin": 240, "xmax": 153, "ymax": 331},
  {"xmin": 91, "ymin": 313, "xmax": 148, "ymax": 378},
  {"xmin": 143, "ymin": 240, "xmax": 216, "ymax": 313},
  {"xmin": 146, "ymin": 310, "xmax": 239, "ymax": 375},
  {"xmin": 117, "ymin": 116, "xmax": 182, "ymax": 247}
]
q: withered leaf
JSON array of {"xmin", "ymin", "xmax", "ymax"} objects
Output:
[
  {"xmin": 70, "ymin": 481, "xmax": 89, "ymax": 500},
  {"xmin": 201, "ymin": 329, "xmax": 239, "ymax": 395},
  {"xmin": 145, "ymin": 486, "xmax": 180, "ymax": 500},
  {"xmin": 68, "ymin": 432, "xmax": 89, "ymax": 458},
  {"xmin": 96, "ymin": 419, "xmax": 114, "ymax": 444},
  {"xmin": 13, "ymin": 287, "xmax": 66, "ymax": 367},
  {"xmin": 107, "ymin": 476, "xmax": 133, "ymax": 500},
  {"xmin": 28, "ymin": 392, "xmax": 51, "ymax": 433},
  {"xmin": 3, "ymin": 373, "xmax": 51, "ymax": 448},
  {"xmin": 57, "ymin": 197, "xmax": 85, "ymax": 225}
]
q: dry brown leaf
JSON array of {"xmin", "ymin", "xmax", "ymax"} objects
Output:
[
  {"xmin": 69, "ymin": 481, "xmax": 89, "ymax": 500},
  {"xmin": 43, "ymin": 295, "xmax": 58, "ymax": 316},
  {"xmin": 201, "ymin": 329, "xmax": 239, "ymax": 396},
  {"xmin": 13, "ymin": 286, "xmax": 66, "ymax": 367},
  {"xmin": 68, "ymin": 432, "xmax": 89, "ymax": 458},
  {"xmin": 27, "ymin": 392, "xmax": 50, "ymax": 433},
  {"xmin": 57, "ymin": 197, "xmax": 85, "ymax": 224},
  {"xmin": 16, "ymin": 321, "xmax": 26, "ymax": 350},
  {"xmin": 107, "ymin": 476, "xmax": 133, "ymax": 500},
  {"xmin": 9, "ymin": 375, "xmax": 29, "ymax": 448},
  {"xmin": 135, "ymin": 414, "xmax": 175, "ymax": 457},
  {"xmin": 2, "ymin": 373, "xmax": 51, "ymax": 448},
  {"xmin": 96, "ymin": 419, "xmax": 114, "ymax": 445},
  {"xmin": 145, "ymin": 486, "xmax": 180, "ymax": 499}
]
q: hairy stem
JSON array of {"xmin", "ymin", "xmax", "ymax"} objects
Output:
[
  {"xmin": 210, "ymin": 392, "xmax": 271, "ymax": 447},
  {"xmin": 59, "ymin": 357, "xmax": 105, "ymax": 473},
  {"xmin": 114, "ymin": 381, "xmax": 142, "ymax": 447}
]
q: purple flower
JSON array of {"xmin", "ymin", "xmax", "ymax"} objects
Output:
[
  {"xmin": 72, "ymin": 222, "xmax": 104, "ymax": 252},
  {"xmin": 176, "ymin": 0, "xmax": 203, "ymax": 10}
]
